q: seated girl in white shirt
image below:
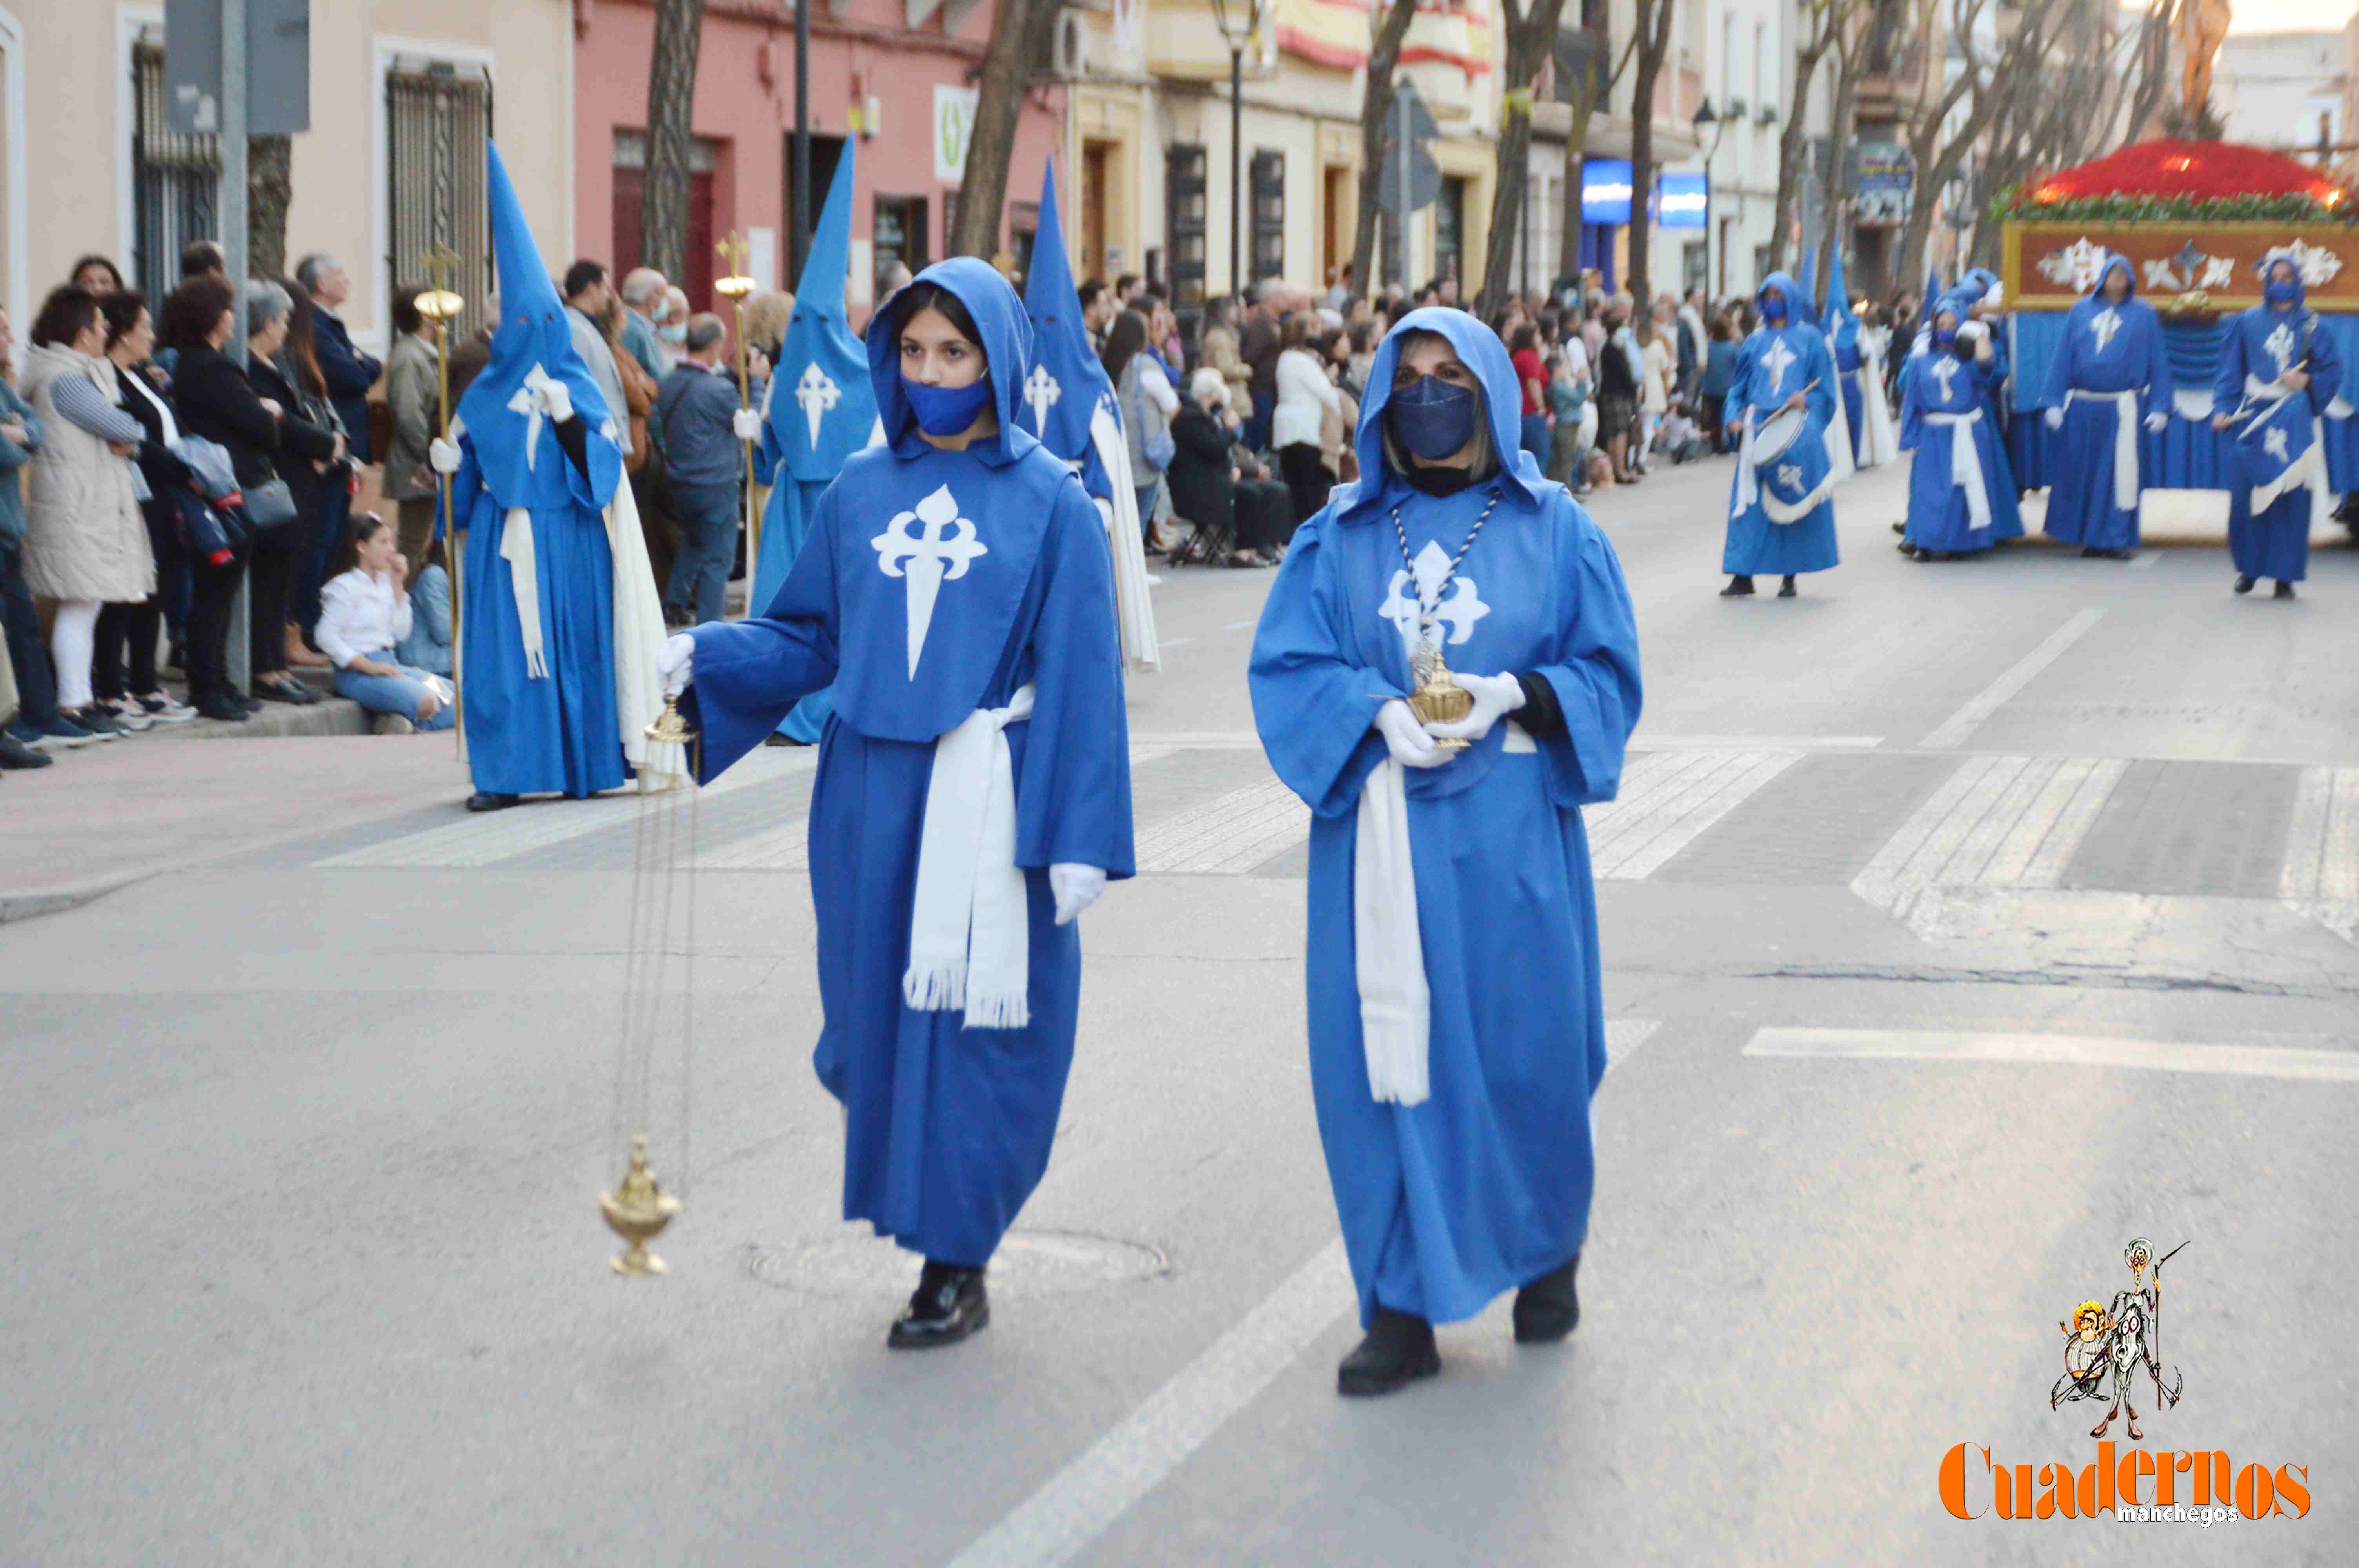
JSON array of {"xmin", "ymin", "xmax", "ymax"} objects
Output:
[{"xmin": 316, "ymin": 514, "xmax": 454, "ymax": 734}]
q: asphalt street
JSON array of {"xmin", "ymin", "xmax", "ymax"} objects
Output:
[{"xmin": 2, "ymin": 452, "xmax": 2354, "ymax": 1565}]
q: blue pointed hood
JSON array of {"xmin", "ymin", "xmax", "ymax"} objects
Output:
[
  {"xmin": 2257, "ymin": 246, "xmax": 2308, "ymax": 311},
  {"xmin": 864, "ymin": 256, "xmax": 1040, "ymax": 467},
  {"xmin": 1823, "ymin": 247, "xmax": 1859, "ymax": 346},
  {"xmin": 770, "ymin": 142, "xmax": 877, "ymax": 480},
  {"xmin": 1019, "ymin": 161, "xmax": 1118, "ymax": 463},
  {"xmin": 2086, "ymin": 252, "xmax": 2137, "ymax": 300},
  {"xmin": 1959, "ymin": 268, "xmax": 2001, "ymax": 310},
  {"xmin": 1757, "ymin": 271, "xmax": 1807, "ymax": 325},
  {"xmin": 455, "ymin": 140, "xmax": 619, "ymax": 509},
  {"xmin": 1798, "ymin": 248, "xmax": 1818, "ymax": 315},
  {"xmin": 1335, "ymin": 306, "xmax": 1545, "ymax": 526}
]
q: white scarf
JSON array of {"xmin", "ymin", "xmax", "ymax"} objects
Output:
[
  {"xmin": 1353, "ymin": 758, "xmax": 1430, "ymax": 1105},
  {"xmin": 1087, "ymin": 401, "xmax": 1161, "ymax": 672},
  {"xmin": 498, "ymin": 508, "xmax": 547, "ymax": 678},
  {"xmin": 2066, "ymin": 388, "xmax": 2142, "ymax": 512},
  {"xmin": 1923, "ymin": 408, "xmax": 1991, "ymax": 530},
  {"xmin": 603, "ymin": 463, "xmax": 683, "ymax": 785},
  {"xmin": 902, "ymin": 685, "xmax": 1039, "ymax": 1030},
  {"xmin": 2241, "ymin": 374, "xmax": 2332, "ymax": 518}
]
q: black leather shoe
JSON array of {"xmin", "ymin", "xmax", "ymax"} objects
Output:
[
  {"xmin": 2274, "ymin": 581, "xmax": 2297, "ymax": 599},
  {"xmin": 194, "ymin": 697, "xmax": 251, "ymax": 723},
  {"xmin": 1513, "ymin": 1253, "xmax": 1581, "ymax": 1343},
  {"xmin": 1890, "ymin": 520, "xmax": 1906, "ymax": 535},
  {"xmin": 887, "ymin": 1262, "xmax": 989, "ymax": 1350},
  {"xmin": 1337, "ymin": 1307, "xmax": 1439, "ymax": 1397},
  {"xmin": 1777, "ymin": 575, "xmax": 1797, "ymax": 597},
  {"xmin": 0, "ymin": 732, "xmax": 51, "ymax": 769},
  {"xmin": 2234, "ymin": 575, "xmax": 2256, "ymax": 594},
  {"xmin": 1719, "ymin": 575, "xmax": 1755, "ymax": 598},
  {"xmin": 465, "ymin": 791, "xmax": 520, "ymax": 813}
]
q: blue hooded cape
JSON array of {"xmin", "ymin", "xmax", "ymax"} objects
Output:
[
  {"xmin": 2211, "ymin": 250, "xmax": 2344, "ymax": 580},
  {"xmin": 452, "ymin": 141, "xmax": 629, "ymax": 798},
  {"xmin": 679, "ymin": 256, "xmax": 1136, "ymax": 1265},
  {"xmin": 1721, "ymin": 272, "xmax": 1841, "ymax": 576},
  {"xmin": 1897, "ymin": 297, "xmax": 2019, "ymax": 554},
  {"xmin": 750, "ymin": 141, "xmax": 876, "ymax": 742},
  {"xmin": 2037, "ymin": 254, "xmax": 2172, "ymax": 550},
  {"xmin": 1247, "ymin": 307, "xmax": 1642, "ymax": 1327}
]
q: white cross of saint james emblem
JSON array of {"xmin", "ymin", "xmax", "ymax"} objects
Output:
[
  {"xmin": 872, "ymin": 485, "xmax": 989, "ymax": 679},
  {"xmin": 1929, "ymin": 356, "xmax": 1961, "ymax": 399},
  {"xmin": 1023, "ymin": 364, "xmax": 1062, "ymax": 434},
  {"xmin": 506, "ymin": 363, "xmax": 559, "ymax": 470},
  {"xmin": 1760, "ymin": 336, "xmax": 1797, "ymax": 397},
  {"xmin": 1378, "ymin": 539, "xmax": 1490, "ymax": 657},
  {"xmin": 795, "ymin": 363, "xmax": 841, "ymax": 449},
  {"xmin": 2264, "ymin": 425, "xmax": 2290, "ymax": 461},
  {"xmin": 2265, "ymin": 322, "xmax": 2297, "ymax": 376},
  {"xmin": 1776, "ymin": 463, "xmax": 1804, "ymax": 492},
  {"xmin": 2090, "ymin": 307, "xmax": 2122, "ymax": 355}
]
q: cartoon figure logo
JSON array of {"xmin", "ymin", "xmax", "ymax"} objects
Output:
[{"xmin": 2052, "ymin": 1237, "xmax": 2186, "ymax": 1441}]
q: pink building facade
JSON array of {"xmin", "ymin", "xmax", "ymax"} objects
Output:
[{"xmin": 573, "ymin": 0, "xmax": 1066, "ymax": 323}]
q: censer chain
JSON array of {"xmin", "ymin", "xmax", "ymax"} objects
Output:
[{"xmin": 1392, "ymin": 487, "xmax": 1501, "ymax": 652}]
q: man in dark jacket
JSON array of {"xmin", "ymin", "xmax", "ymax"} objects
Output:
[
  {"xmin": 297, "ymin": 253, "xmax": 382, "ymax": 462},
  {"xmin": 1239, "ymin": 281, "xmax": 1284, "ymax": 452},
  {"xmin": 655, "ymin": 314, "xmax": 763, "ymax": 625}
]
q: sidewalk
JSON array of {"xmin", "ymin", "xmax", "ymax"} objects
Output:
[{"xmin": 0, "ymin": 731, "xmax": 471, "ymax": 921}]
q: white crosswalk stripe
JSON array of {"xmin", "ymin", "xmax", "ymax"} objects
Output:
[
  {"xmin": 2282, "ymin": 766, "xmax": 2359, "ymax": 946},
  {"xmin": 1747, "ymin": 1027, "xmax": 2359, "ymax": 1083},
  {"xmin": 1851, "ymin": 754, "xmax": 2127, "ymax": 920},
  {"xmin": 1134, "ymin": 780, "xmax": 1310, "ymax": 875},
  {"xmin": 1584, "ymin": 748, "xmax": 1803, "ymax": 880}
]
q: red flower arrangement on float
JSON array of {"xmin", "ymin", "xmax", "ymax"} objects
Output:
[{"xmin": 1992, "ymin": 138, "xmax": 2354, "ymax": 226}]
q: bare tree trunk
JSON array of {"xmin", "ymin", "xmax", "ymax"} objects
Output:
[
  {"xmin": 951, "ymin": 0, "xmax": 1062, "ymax": 259},
  {"xmin": 1625, "ymin": 0, "xmax": 1676, "ymax": 303},
  {"xmin": 1350, "ymin": 0, "xmax": 1421, "ymax": 299},
  {"xmin": 1478, "ymin": 0, "xmax": 1569, "ymax": 317},
  {"xmin": 248, "ymin": 134, "xmax": 291, "ymax": 281},
  {"xmin": 1769, "ymin": 31, "xmax": 1834, "ymax": 281},
  {"xmin": 642, "ymin": 0, "xmax": 707, "ymax": 283},
  {"xmin": 1814, "ymin": 37, "xmax": 1856, "ymax": 307},
  {"xmin": 1553, "ymin": 34, "xmax": 1633, "ymax": 285}
]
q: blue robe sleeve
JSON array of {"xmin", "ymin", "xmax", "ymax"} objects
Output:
[
  {"xmin": 1898, "ymin": 352, "xmax": 1925, "ymax": 451},
  {"xmin": 2140, "ymin": 306, "xmax": 2174, "ymax": 417},
  {"xmin": 2042, "ymin": 305, "xmax": 2081, "ymax": 410},
  {"xmin": 681, "ymin": 483, "xmax": 842, "ymax": 780},
  {"xmin": 1807, "ymin": 334, "xmax": 1837, "ymax": 426},
  {"xmin": 1725, "ymin": 338, "xmax": 1757, "ymax": 424},
  {"xmin": 1529, "ymin": 506, "xmax": 1642, "ymax": 808},
  {"xmin": 2212, "ymin": 316, "xmax": 2250, "ymax": 410},
  {"xmin": 1014, "ymin": 483, "xmax": 1136, "ymax": 878},
  {"xmin": 2304, "ymin": 314, "xmax": 2342, "ymax": 412},
  {"xmin": 1249, "ymin": 516, "xmax": 1401, "ymax": 818}
]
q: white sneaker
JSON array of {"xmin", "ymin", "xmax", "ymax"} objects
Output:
[
  {"xmin": 372, "ymin": 712, "xmax": 416, "ymax": 736},
  {"xmin": 102, "ymin": 701, "xmax": 155, "ymax": 733},
  {"xmin": 138, "ymin": 694, "xmax": 198, "ymax": 724}
]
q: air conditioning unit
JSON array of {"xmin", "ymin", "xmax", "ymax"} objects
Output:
[{"xmin": 1054, "ymin": 9, "xmax": 1088, "ymax": 78}]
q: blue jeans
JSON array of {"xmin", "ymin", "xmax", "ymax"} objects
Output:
[
  {"xmin": 666, "ymin": 477, "xmax": 740, "ymax": 626},
  {"xmin": 0, "ymin": 538, "xmax": 56, "ymax": 728},
  {"xmin": 333, "ymin": 649, "xmax": 455, "ymax": 730},
  {"xmin": 1247, "ymin": 390, "xmax": 1275, "ymax": 453}
]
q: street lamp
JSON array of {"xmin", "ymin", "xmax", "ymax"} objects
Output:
[
  {"xmin": 1692, "ymin": 98, "xmax": 1732, "ymax": 299},
  {"xmin": 1209, "ymin": 0, "xmax": 1265, "ymax": 302}
]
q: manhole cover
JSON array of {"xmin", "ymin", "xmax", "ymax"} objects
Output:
[{"xmin": 744, "ymin": 1229, "xmax": 1170, "ymax": 1298}]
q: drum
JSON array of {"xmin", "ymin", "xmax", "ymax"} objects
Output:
[{"xmin": 1751, "ymin": 406, "xmax": 1808, "ymax": 466}]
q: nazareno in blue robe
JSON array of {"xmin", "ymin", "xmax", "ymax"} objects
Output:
[
  {"xmin": 1249, "ymin": 307, "xmax": 1643, "ymax": 1328},
  {"xmin": 681, "ymin": 258, "xmax": 1136, "ymax": 1268},
  {"xmin": 2212, "ymin": 262, "xmax": 2344, "ymax": 583},
  {"xmin": 454, "ymin": 142, "xmax": 628, "ymax": 800},
  {"xmin": 1723, "ymin": 273, "xmax": 1842, "ymax": 577},
  {"xmin": 2039, "ymin": 254, "xmax": 2172, "ymax": 551},
  {"xmin": 1897, "ymin": 330, "xmax": 2017, "ymax": 555}
]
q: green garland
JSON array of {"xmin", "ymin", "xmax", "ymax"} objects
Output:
[{"xmin": 1988, "ymin": 190, "xmax": 2355, "ymax": 225}]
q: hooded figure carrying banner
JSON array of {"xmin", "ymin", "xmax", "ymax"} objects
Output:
[
  {"xmin": 1720, "ymin": 272, "xmax": 1842, "ymax": 598},
  {"xmin": 747, "ymin": 142, "xmax": 881, "ymax": 744},
  {"xmin": 2211, "ymin": 249, "xmax": 2343, "ymax": 598},
  {"xmin": 1825, "ymin": 247, "xmax": 1899, "ymax": 470},
  {"xmin": 1249, "ymin": 308, "xmax": 1642, "ymax": 1397},
  {"xmin": 2041, "ymin": 252, "xmax": 2173, "ymax": 559},
  {"xmin": 660, "ymin": 260, "xmax": 1134, "ymax": 1351},
  {"xmin": 431, "ymin": 142, "xmax": 677, "ymax": 811},
  {"xmin": 1898, "ymin": 296, "xmax": 2019, "ymax": 560}
]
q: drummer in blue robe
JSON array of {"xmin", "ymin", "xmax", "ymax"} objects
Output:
[
  {"xmin": 2039, "ymin": 253, "xmax": 2172, "ymax": 558},
  {"xmin": 1248, "ymin": 308, "xmax": 1642, "ymax": 1396},
  {"xmin": 660, "ymin": 259, "xmax": 1135, "ymax": 1349},
  {"xmin": 2210, "ymin": 249, "xmax": 2343, "ymax": 599},
  {"xmin": 1719, "ymin": 272, "xmax": 1842, "ymax": 598},
  {"xmin": 1897, "ymin": 299, "xmax": 2018, "ymax": 560},
  {"xmin": 437, "ymin": 143, "xmax": 632, "ymax": 812}
]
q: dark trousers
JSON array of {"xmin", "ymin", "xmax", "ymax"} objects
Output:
[
  {"xmin": 294, "ymin": 481, "xmax": 353, "ymax": 641},
  {"xmin": 1233, "ymin": 478, "xmax": 1295, "ymax": 552},
  {"xmin": 248, "ymin": 532, "xmax": 299, "ymax": 679},
  {"xmin": 665, "ymin": 477, "xmax": 739, "ymax": 626},
  {"xmin": 0, "ymin": 538, "xmax": 57, "ymax": 728},
  {"xmin": 1247, "ymin": 390, "xmax": 1276, "ymax": 453},
  {"xmin": 93, "ymin": 600, "xmax": 162, "ymax": 701},
  {"xmin": 186, "ymin": 548, "xmax": 244, "ymax": 708},
  {"xmin": 631, "ymin": 463, "xmax": 677, "ymax": 591},
  {"xmin": 1703, "ymin": 395, "xmax": 1728, "ymax": 453},
  {"xmin": 1279, "ymin": 443, "xmax": 1334, "ymax": 525}
]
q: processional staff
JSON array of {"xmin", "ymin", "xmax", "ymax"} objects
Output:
[
  {"xmin": 715, "ymin": 232, "xmax": 760, "ymax": 620},
  {"xmin": 416, "ymin": 246, "xmax": 467, "ymax": 758}
]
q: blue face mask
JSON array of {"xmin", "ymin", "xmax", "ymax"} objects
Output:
[
  {"xmin": 1386, "ymin": 375, "xmax": 1480, "ymax": 461},
  {"xmin": 658, "ymin": 323, "xmax": 687, "ymax": 345},
  {"xmin": 903, "ymin": 373, "xmax": 993, "ymax": 436},
  {"xmin": 2266, "ymin": 277, "xmax": 2300, "ymax": 305},
  {"xmin": 1760, "ymin": 294, "xmax": 1788, "ymax": 325},
  {"xmin": 1932, "ymin": 319, "xmax": 1957, "ymax": 347}
]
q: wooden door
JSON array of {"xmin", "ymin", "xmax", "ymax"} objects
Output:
[{"xmin": 1081, "ymin": 141, "xmax": 1110, "ymax": 282}]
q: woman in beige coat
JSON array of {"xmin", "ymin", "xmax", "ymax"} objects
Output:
[{"xmin": 18, "ymin": 285, "xmax": 153, "ymax": 734}]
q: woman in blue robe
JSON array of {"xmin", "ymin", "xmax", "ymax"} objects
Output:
[
  {"xmin": 666, "ymin": 259, "xmax": 1136, "ymax": 1348},
  {"xmin": 2210, "ymin": 251, "xmax": 2343, "ymax": 597},
  {"xmin": 2039, "ymin": 254, "xmax": 2172, "ymax": 557},
  {"xmin": 1249, "ymin": 308, "xmax": 1642, "ymax": 1396},
  {"xmin": 1897, "ymin": 301, "xmax": 2019, "ymax": 560},
  {"xmin": 1719, "ymin": 272, "xmax": 1841, "ymax": 597}
]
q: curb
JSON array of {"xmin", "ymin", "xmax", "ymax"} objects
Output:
[
  {"xmin": 150, "ymin": 697, "xmax": 371, "ymax": 740},
  {"xmin": 0, "ymin": 868, "xmax": 155, "ymax": 926}
]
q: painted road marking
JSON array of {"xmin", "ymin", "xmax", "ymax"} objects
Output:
[
  {"xmin": 1919, "ymin": 608, "xmax": 2106, "ymax": 749},
  {"xmin": 1628, "ymin": 735, "xmax": 1882, "ymax": 750},
  {"xmin": 948, "ymin": 1021, "xmax": 1660, "ymax": 1568},
  {"xmin": 1134, "ymin": 779, "xmax": 1310, "ymax": 875},
  {"xmin": 1745, "ymin": 1027, "xmax": 2359, "ymax": 1083},
  {"xmin": 1851, "ymin": 754, "xmax": 2126, "ymax": 921},
  {"xmin": 1586, "ymin": 748, "xmax": 1805, "ymax": 880},
  {"xmin": 2131, "ymin": 551, "xmax": 2161, "ymax": 570},
  {"xmin": 2281, "ymin": 766, "xmax": 2359, "ymax": 946}
]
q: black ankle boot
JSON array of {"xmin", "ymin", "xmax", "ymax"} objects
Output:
[
  {"xmin": 2274, "ymin": 580, "xmax": 2297, "ymax": 599},
  {"xmin": 1719, "ymin": 575, "xmax": 1755, "ymax": 597},
  {"xmin": 1777, "ymin": 575, "xmax": 1797, "ymax": 597},
  {"xmin": 2234, "ymin": 575, "xmax": 2256, "ymax": 594},
  {"xmin": 887, "ymin": 1260, "xmax": 990, "ymax": 1350},
  {"xmin": 1337, "ymin": 1307, "xmax": 1439, "ymax": 1396},
  {"xmin": 1513, "ymin": 1253, "xmax": 1582, "ymax": 1343}
]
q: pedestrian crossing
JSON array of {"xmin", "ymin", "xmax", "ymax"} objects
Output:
[{"xmin": 305, "ymin": 742, "xmax": 2359, "ymax": 936}]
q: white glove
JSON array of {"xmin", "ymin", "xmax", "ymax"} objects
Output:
[
  {"xmin": 1423, "ymin": 671, "xmax": 1527, "ymax": 744},
  {"xmin": 2044, "ymin": 407, "xmax": 2064, "ymax": 431},
  {"xmin": 1374, "ymin": 699, "xmax": 1449, "ymax": 769},
  {"xmin": 1049, "ymin": 863, "xmax": 1106, "ymax": 926},
  {"xmin": 658, "ymin": 632, "xmax": 694, "ymax": 699},
  {"xmin": 429, "ymin": 437, "xmax": 462, "ymax": 475},
  {"xmin": 732, "ymin": 408, "xmax": 763, "ymax": 442},
  {"xmin": 539, "ymin": 377, "xmax": 574, "ymax": 425},
  {"xmin": 2145, "ymin": 410, "xmax": 2169, "ymax": 433},
  {"xmin": 1955, "ymin": 320, "xmax": 1986, "ymax": 346}
]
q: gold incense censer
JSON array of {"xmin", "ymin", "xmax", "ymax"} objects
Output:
[
  {"xmin": 601, "ymin": 1134, "xmax": 682, "ymax": 1276},
  {"xmin": 1407, "ymin": 642, "xmax": 1473, "ymax": 751}
]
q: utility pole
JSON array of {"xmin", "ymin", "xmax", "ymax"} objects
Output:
[{"xmin": 223, "ymin": 0, "xmax": 251, "ymax": 696}]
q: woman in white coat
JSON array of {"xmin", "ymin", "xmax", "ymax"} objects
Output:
[{"xmin": 1274, "ymin": 309, "xmax": 1345, "ymax": 523}]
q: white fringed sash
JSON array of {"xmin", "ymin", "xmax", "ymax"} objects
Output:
[
  {"xmin": 902, "ymin": 684, "xmax": 1039, "ymax": 1030},
  {"xmin": 2066, "ymin": 388, "xmax": 2142, "ymax": 512},
  {"xmin": 1923, "ymin": 409, "xmax": 1991, "ymax": 532},
  {"xmin": 1353, "ymin": 758, "xmax": 1430, "ymax": 1105},
  {"xmin": 497, "ymin": 508, "xmax": 548, "ymax": 678}
]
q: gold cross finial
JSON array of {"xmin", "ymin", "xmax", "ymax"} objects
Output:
[
  {"xmin": 715, "ymin": 231, "xmax": 755, "ymax": 301},
  {"xmin": 417, "ymin": 244, "xmax": 466, "ymax": 321}
]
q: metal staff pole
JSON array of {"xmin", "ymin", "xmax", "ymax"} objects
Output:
[
  {"xmin": 417, "ymin": 248, "xmax": 467, "ymax": 758},
  {"xmin": 715, "ymin": 233, "xmax": 758, "ymax": 619}
]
